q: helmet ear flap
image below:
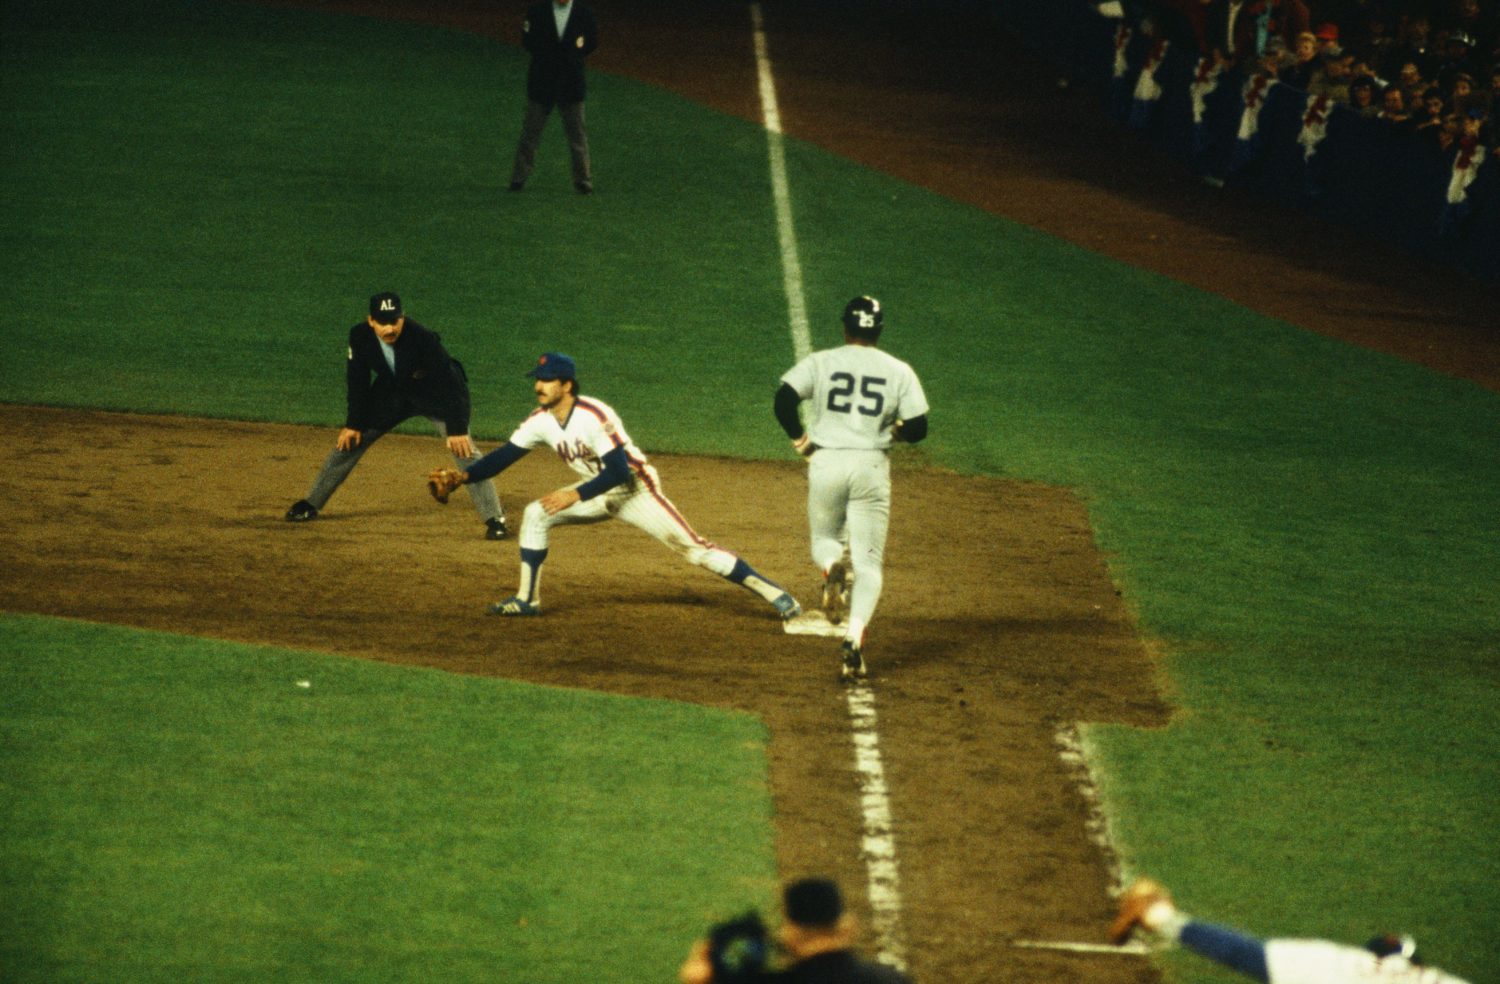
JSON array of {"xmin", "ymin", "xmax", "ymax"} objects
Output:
[{"xmin": 842, "ymin": 295, "xmax": 883, "ymax": 338}]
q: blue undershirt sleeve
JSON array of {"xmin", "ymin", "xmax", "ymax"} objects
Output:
[
  {"xmin": 575, "ymin": 446, "xmax": 631, "ymax": 501},
  {"xmin": 465, "ymin": 441, "xmax": 528, "ymax": 483}
]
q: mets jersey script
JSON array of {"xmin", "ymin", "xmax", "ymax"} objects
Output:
[
  {"xmin": 1265, "ymin": 941, "xmax": 1472, "ymax": 984},
  {"xmin": 781, "ymin": 345, "xmax": 929, "ymax": 451},
  {"xmin": 508, "ymin": 396, "xmax": 647, "ymax": 485}
]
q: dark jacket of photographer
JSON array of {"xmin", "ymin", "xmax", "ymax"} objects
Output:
[{"xmin": 768, "ymin": 950, "xmax": 910, "ymax": 984}]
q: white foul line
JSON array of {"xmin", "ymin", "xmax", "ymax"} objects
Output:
[
  {"xmin": 751, "ymin": 4, "xmax": 907, "ymax": 970},
  {"xmin": 845, "ymin": 685, "xmax": 910, "ymax": 971},
  {"xmin": 750, "ymin": 2, "xmax": 812, "ymax": 362}
]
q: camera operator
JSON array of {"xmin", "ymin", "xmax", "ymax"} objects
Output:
[{"xmin": 679, "ymin": 877, "xmax": 912, "ymax": 984}]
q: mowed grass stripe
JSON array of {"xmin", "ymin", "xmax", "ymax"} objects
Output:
[{"xmin": 0, "ymin": 613, "xmax": 776, "ymax": 983}]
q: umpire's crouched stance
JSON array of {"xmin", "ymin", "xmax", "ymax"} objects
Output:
[{"xmin": 285, "ymin": 292, "xmax": 508, "ymax": 539}]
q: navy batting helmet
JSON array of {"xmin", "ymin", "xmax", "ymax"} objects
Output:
[
  {"xmin": 1366, "ymin": 934, "xmax": 1420, "ymax": 964},
  {"xmin": 842, "ymin": 295, "xmax": 883, "ymax": 338}
]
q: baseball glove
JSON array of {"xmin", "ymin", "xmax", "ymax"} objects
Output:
[{"xmin": 427, "ymin": 467, "xmax": 467, "ymax": 504}]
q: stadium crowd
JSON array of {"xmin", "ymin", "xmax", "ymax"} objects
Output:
[{"xmin": 1133, "ymin": 0, "xmax": 1498, "ymax": 157}]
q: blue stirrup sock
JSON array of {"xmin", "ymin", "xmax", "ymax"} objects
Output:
[
  {"xmin": 1180, "ymin": 922, "xmax": 1270, "ymax": 983},
  {"xmin": 518, "ymin": 548, "xmax": 548, "ymax": 604},
  {"xmin": 725, "ymin": 558, "xmax": 785, "ymax": 603}
]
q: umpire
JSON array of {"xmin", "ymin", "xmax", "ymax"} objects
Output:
[{"xmin": 285, "ymin": 292, "xmax": 508, "ymax": 539}]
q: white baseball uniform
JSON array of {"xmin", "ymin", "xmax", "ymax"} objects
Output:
[
  {"xmin": 780, "ymin": 343, "xmax": 929, "ymax": 645},
  {"xmin": 502, "ymin": 396, "xmax": 790, "ymax": 611},
  {"xmin": 1264, "ymin": 940, "xmax": 1472, "ymax": 984}
]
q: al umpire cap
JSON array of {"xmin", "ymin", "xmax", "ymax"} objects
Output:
[{"xmin": 842, "ymin": 295, "xmax": 883, "ymax": 336}]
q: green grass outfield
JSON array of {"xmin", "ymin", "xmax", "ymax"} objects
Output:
[
  {"xmin": 2, "ymin": 1, "xmax": 1497, "ymax": 981},
  {"xmin": 0, "ymin": 614, "xmax": 775, "ymax": 983}
]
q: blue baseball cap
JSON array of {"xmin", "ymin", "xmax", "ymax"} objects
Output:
[{"xmin": 527, "ymin": 352, "xmax": 576, "ymax": 380}]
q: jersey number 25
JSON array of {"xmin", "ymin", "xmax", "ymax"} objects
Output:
[{"xmin": 827, "ymin": 372, "xmax": 887, "ymax": 417}]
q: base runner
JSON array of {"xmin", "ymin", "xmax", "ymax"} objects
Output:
[
  {"xmin": 429, "ymin": 352, "xmax": 802, "ymax": 621},
  {"xmin": 774, "ymin": 296, "xmax": 930, "ymax": 680}
]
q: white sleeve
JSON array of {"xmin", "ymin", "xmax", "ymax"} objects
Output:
[
  {"xmin": 896, "ymin": 363, "xmax": 929, "ymax": 420},
  {"xmin": 780, "ymin": 354, "xmax": 818, "ymax": 398},
  {"xmin": 507, "ymin": 411, "xmax": 553, "ymax": 450}
]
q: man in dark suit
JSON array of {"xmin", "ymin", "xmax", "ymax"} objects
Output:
[
  {"xmin": 508, "ymin": 0, "xmax": 599, "ymax": 194},
  {"xmin": 285, "ymin": 292, "xmax": 508, "ymax": 539},
  {"xmin": 1204, "ymin": 0, "xmax": 1262, "ymax": 67}
]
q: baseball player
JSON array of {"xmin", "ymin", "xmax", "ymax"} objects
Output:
[
  {"xmin": 1110, "ymin": 877, "xmax": 1474, "ymax": 984},
  {"xmin": 428, "ymin": 352, "xmax": 803, "ymax": 621},
  {"xmin": 774, "ymin": 296, "xmax": 929, "ymax": 681},
  {"xmin": 285, "ymin": 292, "xmax": 508, "ymax": 539}
]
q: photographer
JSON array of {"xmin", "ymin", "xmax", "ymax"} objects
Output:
[{"xmin": 679, "ymin": 878, "xmax": 911, "ymax": 984}]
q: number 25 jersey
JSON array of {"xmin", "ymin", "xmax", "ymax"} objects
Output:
[{"xmin": 781, "ymin": 344, "xmax": 928, "ymax": 451}]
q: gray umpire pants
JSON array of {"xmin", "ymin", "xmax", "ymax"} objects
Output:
[
  {"xmin": 509, "ymin": 99, "xmax": 591, "ymax": 188},
  {"xmin": 303, "ymin": 418, "xmax": 504, "ymax": 523}
]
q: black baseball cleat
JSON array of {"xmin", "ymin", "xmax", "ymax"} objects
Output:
[
  {"xmin": 485, "ymin": 517, "xmax": 510, "ymax": 540},
  {"xmin": 574, "ymin": 181, "xmax": 593, "ymax": 195},
  {"xmin": 508, "ymin": 181, "xmax": 524, "ymax": 192},
  {"xmin": 840, "ymin": 639, "xmax": 867, "ymax": 682},
  {"xmin": 285, "ymin": 500, "xmax": 318, "ymax": 522}
]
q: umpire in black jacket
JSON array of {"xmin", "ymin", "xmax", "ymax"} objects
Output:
[
  {"xmin": 285, "ymin": 292, "xmax": 508, "ymax": 538},
  {"xmin": 508, "ymin": 0, "xmax": 599, "ymax": 194}
]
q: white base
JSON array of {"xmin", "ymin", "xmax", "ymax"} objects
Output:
[{"xmin": 782, "ymin": 611, "xmax": 846, "ymax": 637}]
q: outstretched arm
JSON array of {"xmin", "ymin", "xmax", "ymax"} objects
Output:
[{"xmin": 466, "ymin": 441, "xmax": 529, "ymax": 483}]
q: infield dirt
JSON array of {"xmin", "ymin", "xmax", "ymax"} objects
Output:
[{"xmin": 7, "ymin": 1, "xmax": 1498, "ymax": 982}]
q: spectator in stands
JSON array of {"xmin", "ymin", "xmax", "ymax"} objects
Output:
[
  {"xmin": 1433, "ymin": 31, "xmax": 1481, "ymax": 90},
  {"xmin": 1349, "ymin": 75, "xmax": 1382, "ymax": 116},
  {"xmin": 1383, "ymin": 14, "xmax": 1436, "ymax": 79},
  {"xmin": 1449, "ymin": 71, "xmax": 1481, "ymax": 115},
  {"xmin": 1314, "ymin": 21, "xmax": 1341, "ymax": 55},
  {"xmin": 1308, "ymin": 46, "xmax": 1355, "ymax": 104},
  {"xmin": 1481, "ymin": 65, "xmax": 1500, "ymax": 120},
  {"xmin": 1460, "ymin": 106, "xmax": 1487, "ymax": 146},
  {"xmin": 1413, "ymin": 88, "xmax": 1449, "ymax": 135},
  {"xmin": 1377, "ymin": 85, "xmax": 1412, "ymax": 128},
  {"xmin": 1355, "ymin": 7, "xmax": 1397, "ymax": 72},
  {"xmin": 1267, "ymin": 0, "xmax": 1312, "ymax": 51},
  {"xmin": 1395, "ymin": 60, "xmax": 1429, "ymax": 106},
  {"xmin": 1204, "ymin": 0, "xmax": 1260, "ymax": 68},
  {"xmin": 1258, "ymin": 36, "xmax": 1292, "ymax": 80},
  {"xmin": 1434, "ymin": 112, "xmax": 1463, "ymax": 155},
  {"xmin": 1282, "ymin": 30, "xmax": 1322, "ymax": 87}
]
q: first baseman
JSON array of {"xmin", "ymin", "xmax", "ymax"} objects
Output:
[
  {"xmin": 429, "ymin": 352, "xmax": 802, "ymax": 620},
  {"xmin": 774, "ymin": 296, "xmax": 929, "ymax": 680},
  {"xmin": 1111, "ymin": 877, "xmax": 1473, "ymax": 983},
  {"xmin": 285, "ymin": 292, "xmax": 507, "ymax": 539}
]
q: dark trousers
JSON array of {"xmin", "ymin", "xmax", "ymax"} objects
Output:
[{"xmin": 510, "ymin": 100, "xmax": 591, "ymax": 188}]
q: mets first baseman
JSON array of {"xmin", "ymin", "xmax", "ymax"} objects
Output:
[
  {"xmin": 775, "ymin": 297, "xmax": 930, "ymax": 680},
  {"xmin": 451, "ymin": 352, "xmax": 802, "ymax": 620},
  {"xmin": 1110, "ymin": 878, "xmax": 1473, "ymax": 984}
]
